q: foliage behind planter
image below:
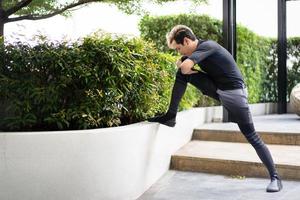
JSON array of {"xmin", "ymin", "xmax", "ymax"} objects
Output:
[{"xmin": 0, "ymin": 35, "xmax": 177, "ymax": 131}]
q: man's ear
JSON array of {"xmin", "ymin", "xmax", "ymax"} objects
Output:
[{"xmin": 183, "ymin": 37, "xmax": 189, "ymax": 46}]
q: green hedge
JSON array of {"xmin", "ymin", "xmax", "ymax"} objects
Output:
[
  {"xmin": 0, "ymin": 35, "xmax": 179, "ymax": 131},
  {"xmin": 236, "ymin": 26, "xmax": 272, "ymax": 103},
  {"xmin": 287, "ymin": 38, "xmax": 300, "ymax": 99},
  {"xmin": 139, "ymin": 14, "xmax": 223, "ymax": 53},
  {"xmin": 260, "ymin": 37, "xmax": 300, "ymax": 102}
]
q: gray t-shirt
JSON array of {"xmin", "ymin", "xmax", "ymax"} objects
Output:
[{"xmin": 188, "ymin": 40, "xmax": 244, "ymax": 90}]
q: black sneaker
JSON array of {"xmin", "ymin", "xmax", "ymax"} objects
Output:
[
  {"xmin": 266, "ymin": 175, "xmax": 283, "ymax": 192},
  {"xmin": 147, "ymin": 113, "xmax": 176, "ymax": 127}
]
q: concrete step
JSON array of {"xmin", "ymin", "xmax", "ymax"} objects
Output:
[
  {"xmin": 193, "ymin": 129, "xmax": 300, "ymax": 145},
  {"xmin": 171, "ymin": 141, "xmax": 300, "ymax": 180}
]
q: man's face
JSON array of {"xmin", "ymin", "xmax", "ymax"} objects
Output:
[{"xmin": 171, "ymin": 38, "xmax": 193, "ymax": 56}]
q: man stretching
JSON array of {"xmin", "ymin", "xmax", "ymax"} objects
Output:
[{"xmin": 148, "ymin": 25, "xmax": 282, "ymax": 192}]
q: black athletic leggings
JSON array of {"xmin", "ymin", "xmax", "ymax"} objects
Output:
[{"xmin": 170, "ymin": 70, "xmax": 278, "ymax": 178}]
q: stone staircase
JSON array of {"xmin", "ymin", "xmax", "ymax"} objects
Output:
[{"xmin": 171, "ymin": 125, "xmax": 300, "ymax": 180}]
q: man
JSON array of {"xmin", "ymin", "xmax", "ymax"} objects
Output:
[{"xmin": 148, "ymin": 25, "xmax": 282, "ymax": 192}]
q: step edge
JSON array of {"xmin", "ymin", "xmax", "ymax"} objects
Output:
[
  {"xmin": 192, "ymin": 130, "xmax": 300, "ymax": 145},
  {"xmin": 171, "ymin": 156, "xmax": 300, "ymax": 180},
  {"xmin": 194, "ymin": 129, "xmax": 300, "ymax": 136},
  {"xmin": 171, "ymin": 155, "xmax": 300, "ymax": 168}
]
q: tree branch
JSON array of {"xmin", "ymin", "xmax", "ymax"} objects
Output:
[
  {"xmin": 5, "ymin": 0, "xmax": 33, "ymax": 17},
  {"xmin": 5, "ymin": 0, "xmax": 98, "ymax": 23}
]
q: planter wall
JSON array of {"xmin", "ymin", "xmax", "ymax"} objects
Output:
[{"xmin": 0, "ymin": 103, "xmax": 278, "ymax": 200}]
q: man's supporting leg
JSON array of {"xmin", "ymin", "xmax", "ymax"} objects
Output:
[
  {"xmin": 148, "ymin": 70, "xmax": 218, "ymax": 126},
  {"xmin": 166, "ymin": 71, "xmax": 188, "ymax": 115},
  {"xmin": 148, "ymin": 69, "xmax": 188, "ymax": 126},
  {"xmin": 238, "ymin": 122, "xmax": 282, "ymax": 192}
]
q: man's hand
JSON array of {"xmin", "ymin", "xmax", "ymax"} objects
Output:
[
  {"xmin": 176, "ymin": 59, "xmax": 182, "ymax": 69},
  {"xmin": 176, "ymin": 56, "xmax": 198, "ymax": 74},
  {"xmin": 176, "ymin": 56, "xmax": 189, "ymax": 69}
]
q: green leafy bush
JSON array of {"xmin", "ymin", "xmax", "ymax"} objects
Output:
[
  {"xmin": 260, "ymin": 40, "xmax": 278, "ymax": 102},
  {"xmin": 139, "ymin": 14, "xmax": 223, "ymax": 53},
  {"xmin": 236, "ymin": 26, "xmax": 273, "ymax": 103},
  {"xmin": 287, "ymin": 38, "xmax": 300, "ymax": 100},
  {"xmin": 260, "ymin": 37, "xmax": 300, "ymax": 102},
  {"xmin": 0, "ymin": 35, "xmax": 177, "ymax": 131}
]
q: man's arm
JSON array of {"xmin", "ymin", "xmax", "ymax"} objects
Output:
[
  {"xmin": 188, "ymin": 41, "xmax": 217, "ymax": 65},
  {"xmin": 180, "ymin": 58, "xmax": 197, "ymax": 74}
]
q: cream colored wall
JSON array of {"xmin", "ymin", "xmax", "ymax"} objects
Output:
[{"xmin": 0, "ymin": 104, "xmax": 277, "ymax": 200}]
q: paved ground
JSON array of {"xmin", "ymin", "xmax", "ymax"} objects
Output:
[
  {"xmin": 138, "ymin": 170, "xmax": 300, "ymax": 200},
  {"xmin": 138, "ymin": 114, "xmax": 300, "ymax": 200}
]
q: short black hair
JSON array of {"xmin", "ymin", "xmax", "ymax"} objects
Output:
[{"xmin": 173, "ymin": 28, "xmax": 196, "ymax": 45}]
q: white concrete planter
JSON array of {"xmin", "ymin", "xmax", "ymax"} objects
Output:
[{"xmin": 0, "ymin": 103, "xmax": 278, "ymax": 200}]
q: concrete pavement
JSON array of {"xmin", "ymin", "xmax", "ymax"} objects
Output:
[{"xmin": 138, "ymin": 170, "xmax": 300, "ymax": 200}]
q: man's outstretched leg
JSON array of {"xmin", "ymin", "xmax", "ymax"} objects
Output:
[
  {"xmin": 217, "ymin": 88, "xmax": 282, "ymax": 192},
  {"xmin": 238, "ymin": 123, "xmax": 283, "ymax": 192}
]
